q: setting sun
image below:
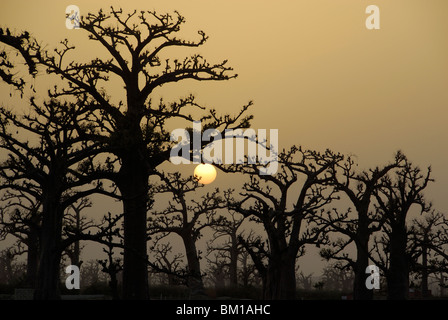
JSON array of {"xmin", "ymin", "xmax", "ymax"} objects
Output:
[{"xmin": 194, "ymin": 163, "xmax": 217, "ymax": 184}]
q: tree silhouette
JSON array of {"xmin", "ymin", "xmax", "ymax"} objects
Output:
[
  {"xmin": 207, "ymin": 210, "xmax": 245, "ymax": 287},
  {"xmin": 0, "ymin": 190, "xmax": 40, "ymax": 288},
  {"xmin": 431, "ymin": 270, "xmax": 448, "ymax": 297},
  {"xmin": 228, "ymin": 146, "xmax": 342, "ymax": 299},
  {"xmin": 320, "ymin": 262, "xmax": 354, "ymax": 292},
  {"xmin": 318, "ymin": 151, "xmax": 406, "ymax": 300},
  {"xmin": 0, "ymin": 97, "xmax": 111, "ymax": 299},
  {"xmin": 63, "ymin": 197, "xmax": 93, "ymax": 268},
  {"xmin": 296, "ymin": 270, "xmax": 313, "ymax": 291},
  {"xmin": 409, "ymin": 210, "xmax": 448, "ymax": 297},
  {"xmin": 97, "ymin": 212, "xmax": 124, "ymax": 300},
  {"xmin": 238, "ymin": 250, "xmax": 260, "ymax": 288},
  {"xmin": 0, "ymin": 7, "xmax": 252, "ymax": 299},
  {"xmin": 237, "ymin": 231, "xmax": 268, "ymax": 293},
  {"xmin": 79, "ymin": 260, "xmax": 107, "ymax": 290},
  {"xmin": 370, "ymin": 161, "xmax": 433, "ymax": 299},
  {"xmin": 148, "ymin": 242, "xmax": 186, "ymax": 287},
  {"xmin": 0, "ymin": 245, "xmax": 26, "ymax": 286},
  {"xmin": 148, "ymin": 171, "xmax": 229, "ymax": 296},
  {"xmin": 204, "ymin": 249, "xmax": 228, "ymax": 290}
]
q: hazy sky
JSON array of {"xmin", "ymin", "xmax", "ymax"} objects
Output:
[{"xmin": 1, "ymin": 0, "xmax": 447, "ymax": 275}]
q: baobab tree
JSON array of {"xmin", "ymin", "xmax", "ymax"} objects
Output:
[
  {"xmin": 370, "ymin": 161, "xmax": 433, "ymax": 299},
  {"xmin": 238, "ymin": 250, "xmax": 260, "ymax": 288},
  {"xmin": 148, "ymin": 171, "xmax": 229, "ymax": 296},
  {"xmin": 207, "ymin": 210, "xmax": 245, "ymax": 287},
  {"xmin": 0, "ymin": 190, "xmax": 41, "ymax": 288},
  {"xmin": 320, "ymin": 262, "xmax": 354, "ymax": 292},
  {"xmin": 237, "ymin": 231, "xmax": 268, "ymax": 293},
  {"xmin": 409, "ymin": 210, "xmax": 448, "ymax": 297},
  {"xmin": 148, "ymin": 242, "xmax": 186, "ymax": 286},
  {"xmin": 227, "ymin": 146, "xmax": 342, "ymax": 299},
  {"xmin": 204, "ymin": 249, "xmax": 228, "ymax": 289},
  {"xmin": 318, "ymin": 151, "xmax": 406, "ymax": 300},
  {"xmin": 63, "ymin": 197, "xmax": 93, "ymax": 268},
  {"xmin": 0, "ymin": 7, "xmax": 252, "ymax": 299},
  {"xmin": 0, "ymin": 245, "xmax": 26, "ymax": 286},
  {"xmin": 296, "ymin": 270, "xmax": 313, "ymax": 291},
  {"xmin": 0, "ymin": 97, "xmax": 111, "ymax": 299},
  {"xmin": 97, "ymin": 211, "xmax": 124, "ymax": 300}
]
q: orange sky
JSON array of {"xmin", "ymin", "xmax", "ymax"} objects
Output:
[{"xmin": 1, "ymin": 0, "xmax": 447, "ymax": 275}]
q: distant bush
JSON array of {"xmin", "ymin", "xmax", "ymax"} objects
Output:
[
  {"xmin": 0, "ymin": 283, "xmax": 14, "ymax": 295},
  {"xmin": 207, "ymin": 285, "xmax": 263, "ymax": 300},
  {"xmin": 82, "ymin": 281, "xmax": 111, "ymax": 295},
  {"xmin": 149, "ymin": 285, "xmax": 189, "ymax": 299},
  {"xmin": 296, "ymin": 289, "xmax": 350, "ymax": 300}
]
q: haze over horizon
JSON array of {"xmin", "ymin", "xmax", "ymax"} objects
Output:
[{"xmin": 0, "ymin": 0, "xmax": 447, "ymax": 277}]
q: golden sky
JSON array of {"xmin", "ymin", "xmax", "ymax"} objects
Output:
[{"xmin": 1, "ymin": 0, "xmax": 447, "ymax": 273}]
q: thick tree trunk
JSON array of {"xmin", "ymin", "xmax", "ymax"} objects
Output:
[
  {"xmin": 114, "ymin": 102, "xmax": 152, "ymax": 300},
  {"xmin": 34, "ymin": 194, "xmax": 63, "ymax": 300},
  {"xmin": 109, "ymin": 270, "xmax": 120, "ymax": 300},
  {"xmin": 72, "ymin": 206, "xmax": 81, "ymax": 267},
  {"xmin": 353, "ymin": 214, "xmax": 374, "ymax": 300},
  {"xmin": 120, "ymin": 153, "xmax": 150, "ymax": 300},
  {"xmin": 120, "ymin": 160, "xmax": 149, "ymax": 300},
  {"xmin": 421, "ymin": 236, "xmax": 430, "ymax": 297},
  {"xmin": 182, "ymin": 234, "xmax": 205, "ymax": 297},
  {"xmin": 439, "ymin": 272, "xmax": 445, "ymax": 297},
  {"xmin": 353, "ymin": 247, "xmax": 373, "ymax": 300},
  {"xmin": 25, "ymin": 227, "xmax": 39, "ymax": 288},
  {"xmin": 387, "ymin": 227, "xmax": 409, "ymax": 300},
  {"xmin": 229, "ymin": 233, "xmax": 238, "ymax": 287},
  {"xmin": 264, "ymin": 253, "xmax": 296, "ymax": 300}
]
